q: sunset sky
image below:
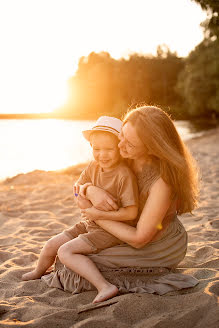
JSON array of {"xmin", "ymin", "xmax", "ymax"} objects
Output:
[{"xmin": 0, "ymin": 0, "xmax": 206, "ymax": 114}]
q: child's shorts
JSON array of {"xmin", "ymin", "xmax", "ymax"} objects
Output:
[{"xmin": 63, "ymin": 220, "xmax": 124, "ymax": 253}]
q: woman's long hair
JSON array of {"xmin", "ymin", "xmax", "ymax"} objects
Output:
[{"xmin": 123, "ymin": 106, "xmax": 199, "ymax": 214}]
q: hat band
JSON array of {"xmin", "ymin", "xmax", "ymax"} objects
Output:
[{"xmin": 92, "ymin": 125, "xmax": 120, "ymax": 134}]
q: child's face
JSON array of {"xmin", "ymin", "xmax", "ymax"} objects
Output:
[{"xmin": 90, "ymin": 132, "xmax": 120, "ymax": 171}]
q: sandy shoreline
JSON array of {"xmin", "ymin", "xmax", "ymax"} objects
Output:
[{"xmin": 0, "ymin": 129, "xmax": 218, "ymax": 327}]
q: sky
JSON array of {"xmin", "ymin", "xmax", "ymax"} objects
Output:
[{"xmin": 0, "ymin": 0, "xmax": 207, "ymax": 114}]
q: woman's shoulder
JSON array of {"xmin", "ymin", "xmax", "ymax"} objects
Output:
[{"xmin": 150, "ymin": 177, "xmax": 172, "ymax": 194}]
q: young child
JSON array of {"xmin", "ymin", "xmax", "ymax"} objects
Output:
[{"xmin": 22, "ymin": 116, "xmax": 138, "ymax": 303}]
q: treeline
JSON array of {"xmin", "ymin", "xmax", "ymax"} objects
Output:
[
  {"xmin": 177, "ymin": 0, "xmax": 219, "ymax": 118},
  {"xmin": 64, "ymin": 47, "xmax": 185, "ymax": 119},
  {"xmin": 56, "ymin": 0, "xmax": 219, "ymax": 120}
]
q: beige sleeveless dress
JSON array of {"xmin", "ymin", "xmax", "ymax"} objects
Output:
[{"xmin": 42, "ymin": 163, "xmax": 198, "ymax": 295}]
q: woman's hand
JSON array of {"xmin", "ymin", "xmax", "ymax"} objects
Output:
[
  {"xmin": 76, "ymin": 195, "xmax": 92, "ymax": 209},
  {"xmin": 86, "ymin": 186, "xmax": 118, "ymax": 211},
  {"xmin": 81, "ymin": 207, "xmax": 102, "ymax": 221}
]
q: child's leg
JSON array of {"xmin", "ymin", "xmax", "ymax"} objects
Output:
[
  {"xmin": 22, "ymin": 232, "xmax": 71, "ymax": 281},
  {"xmin": 57, "ymin": 238, "xmax": 118, "ymax": 303}
]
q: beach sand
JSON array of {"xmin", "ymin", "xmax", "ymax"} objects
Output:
[{"xmin": 0, "ymin": 129, "xmax": 218, "ymax": 327}]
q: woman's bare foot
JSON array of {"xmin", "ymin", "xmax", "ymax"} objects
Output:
[
  {"xmin": 93, "ymin": 284, "xmax": 119, "ymax": 303},
  {"xmin": 22, "ymin": 270, "xmax": 42, "ymax": 281}
]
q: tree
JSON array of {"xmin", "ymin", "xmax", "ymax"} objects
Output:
[
  {"xmin": 176, "ymin": 0, "xmax": 219, "ymax": 117},
  {"xmin": 192, "ymin": 0, "xmax": 219, "ymax": 39},
  {"xmin": 63, "ymin": 49, "xmax": 184, "ymax": 119},
  {"xmin": 176, "ymin": 40, "xmax": 219, "ymax": 117}
]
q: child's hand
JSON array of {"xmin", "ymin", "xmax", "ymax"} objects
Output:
[
  {"xmin": 73, "ymin": 183, "xmax": 80, "ymax": 197},
  {"xmin": 79, "ymin": 183, "xmax": 92, "ymax": 198},
  {"xmin": 73, "ymin": 182, "xmax": 92, "ymax": 198},
  {"xmin": 81, "ymin": 207, "xmax": 101, "ymax": 221}
]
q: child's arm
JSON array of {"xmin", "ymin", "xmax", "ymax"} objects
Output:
[
  {"xmin": 81, "ymin": 205, "xmax": 138, "ymax": 222},
  {"xmin": 73, "ymin": 162, "xmax": 94, "ymax": 209}
]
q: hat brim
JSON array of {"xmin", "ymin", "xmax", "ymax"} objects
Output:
[{"xmin": 82, "ymin": 128, "xmax": 119, "ymax": 142}]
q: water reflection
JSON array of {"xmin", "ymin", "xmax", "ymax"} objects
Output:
[
  {"xmin": 187, "ymin": 118, "xmax": 218, "ymax": 133},
  {"xmin": 0, "ymin": 119, "xmax": 94, "ymax": 180},
  {"xmin": 0, "ymin": 118, "xmax": 217, "ymax": 180}
]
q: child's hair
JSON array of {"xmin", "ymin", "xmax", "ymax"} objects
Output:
[
  {"xmin": 123, "ymin": 106, "xmax": 199, "ymax": 214},
  {"xmin": 90, "ymin": 130, "xmax": 119, "ymax": 146}
]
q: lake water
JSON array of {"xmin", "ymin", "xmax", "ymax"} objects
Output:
[{"xmin": 0, "ymin": 118, "xmax": 212, "ymax": 181}]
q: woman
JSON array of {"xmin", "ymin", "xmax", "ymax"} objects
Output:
[{"xmin": 43, "ymin": 106, "xmax": 199, "ymax": 295}]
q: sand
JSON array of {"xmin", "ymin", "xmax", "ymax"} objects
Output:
[{"xmin": 0, "ymin": 129, "xmax": 218, "ymax": 328}]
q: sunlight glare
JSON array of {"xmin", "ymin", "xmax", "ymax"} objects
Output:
[
  {"xmin": 0, "ymin": 0, "xmax": 206, "ymax": 114},
  {"xmin": 0, "ymin": 119, "xmax": 93, "ymax": 179}
]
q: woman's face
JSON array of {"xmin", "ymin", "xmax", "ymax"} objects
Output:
[{"xmin": 118, "ymin": 122, "xmax": 146, "ymax": 160}]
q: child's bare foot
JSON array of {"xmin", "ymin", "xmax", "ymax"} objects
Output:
[
  {"xmin": 22, "ymin": 270, "xmax": 41, "ymax": 281},
  {"xmin": 93, "ymin": 284, "xmax": 119, "ymax": 303}
]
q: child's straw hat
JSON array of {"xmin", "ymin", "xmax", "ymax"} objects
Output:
[{"xmin": 82, "ymin": 116, "xmax": 122, "ymax": 141}]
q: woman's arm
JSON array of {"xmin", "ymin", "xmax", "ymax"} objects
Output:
[
  {"xmin": 74, "ymin": 183, "xmax": 118, "ymax": 211},
  {"xmin": 81, "ymin": 205, "xmax": 138, "ymax": 222},
  {"xmin": 85, "ymin": 185, "xmax": 119, "ymax": 211},
  {"xmin": 76, "ymin": 195, "xmax": 93, "ymax": 209},
  {"xmin": 94, "ymin": 178, "xmax": 173, "ymax": 248}
]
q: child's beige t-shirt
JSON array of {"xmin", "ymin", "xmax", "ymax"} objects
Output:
[{"xmin": 77, "ymin": 161, "xmax": 138, "ymax": 208}]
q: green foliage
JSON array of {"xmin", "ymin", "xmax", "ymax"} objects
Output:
[
  {"xmin": 192, "ymin": 0, "xmax": 219, "ymax": 39},
  {"xmin": 176, "ymin": 40, "xmax": 219, "ymax": 117},
  {"xmin": 176, "ymin": 0, "xmax": 219, "ymax": 118},
  {"xmin": 61, "ymin": 48, "xmax": 184, "ymax": 119}
]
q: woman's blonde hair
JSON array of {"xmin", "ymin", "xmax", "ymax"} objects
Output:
[{"xmin": 123, "ymin": 106, "xmax": 199, "ymax": 214}]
